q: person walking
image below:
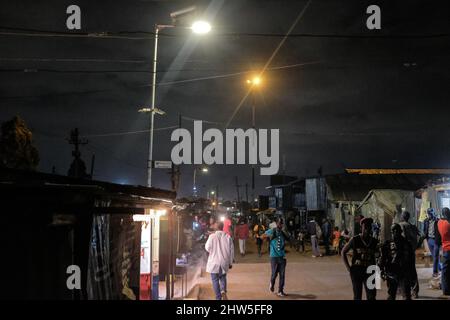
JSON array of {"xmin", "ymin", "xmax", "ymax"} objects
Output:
[
  {"xmin": 423, "ymin": 208, "xmax": 442, "ymax": 277},
  {"xmin": 379, "ymin": 223, "xmax": 414, "ymax": 300},
  {"xmin": 307, "ymin": 218, "xmax": 322, "ymax": 257},
  {"xmin": 296, "ymin": 226, "xmax": 306, "ymax": 252},
  {"xmin": 263, "ymin": 217, "xmax": 290, "ymax": 297},
  {"xmin": 223, "ymin": 213, "xmax": 233, "ymax": 238},
  {"xmin": 438, "ymin": 207, "xmax": 450, "ymax": 296},
  {"xmin": 339, "ymin": 229, "xmax": 350, "ymax": 255},
  {"xmin": 372, "ymin": 219, "xmax": 381, "ymax": 240},
  {"xmin": 268, "ymin": 218, "xmax": 277, "ymax": 252},
  {"xmin": 399, "ymin": 211, "xmax": 422, "ymax": 298},
  {"xmin": 235, "ymin": 217, "xmax": 249, "ymax": 256},
  {"xmin": 287, "ymin": 215, "xmax": 296, "ymax": 247},
  {"xmin": 253, "ymin": 220, "xmax": 266, "ymax": 257},
  {"xmin": 322, "ymin": 218, "xmax": 332, "ymax": 255},
  {"xmin": 342, "ymin": 217, "xmax": 379, "ymax": 300},
  {"xmin": 205, "ymin": 221, "xmax": 234, "ymax": 300}
]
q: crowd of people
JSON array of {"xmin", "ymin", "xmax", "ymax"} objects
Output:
[
  {"xmin": 202, "ymin": 208, "xmax": 450, "ymax": 300},
  {"xmin": 341, "ymin": 208, "xmax": 450, "ymax": 300}
]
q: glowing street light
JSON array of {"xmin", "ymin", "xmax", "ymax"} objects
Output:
[
  {"xmin": 191, "ymin": 20, "xmax": 212, "ymax": 34},
  {"xmin": 247, "ymin": 76, "xmax": 262, "ymax": 86}
]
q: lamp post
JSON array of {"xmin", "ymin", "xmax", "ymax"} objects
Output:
[
  {"xmin": 246, "ymin": 76, "xmax": 261, "ymax": 206},
  {"xmin": 138, "ymin": 11, "xmax": 211, "ymax": 301},
  {"xmin": 140, "ymin": 18, "xmax": 211, "ymax": 188}
]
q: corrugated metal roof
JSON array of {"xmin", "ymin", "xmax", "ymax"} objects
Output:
[
  {"xmin": 326, "ymin": 173, "xmax": 450, "ymax": 201},
  {"xmin": 0, "ymin": 167, "xmax": 176, "ymax": 201},
  {"xmin": 346, "ymin": 169, "xmax": 450, "ymax": 174}
]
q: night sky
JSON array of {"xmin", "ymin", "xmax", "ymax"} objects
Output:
[{"xmin": 1, "ymin": 0, "xmax": 449, "ymax": 199}]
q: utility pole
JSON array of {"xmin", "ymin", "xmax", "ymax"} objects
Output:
[
  {"xmin": 67, "ymin": 128, "xmax": 89, "ymax": 179},
  {"xmin": 245, "ymin": 183, "xmax": 249, "ymax": 203},
  {"xmin": 216, "ymin": 185, "xmax": 219, "ymax": 203},
  {"xmin": 90, "ymin": 154, "xmax": 95, "ymax": 180},
  {"xmin": 147, "ymin": 25, "xmax": 159, "ymax": 188},
  {"xmin": 235, "ymin": 176, "xmax": 241, "ymax": 211},
  {"xmin": 68, "ymin": 128, "xmax": 88, "ymax": 159},
  {"xmin": 167, "ymin": 114, "xmax": 182, "ymax": 299},
  {"xmin": 170, "ymin": 115, "xmax": 182, "ymax": 192},
  {"xmin": 251, "ymin": 91, "xmax": 256, "ymax": 207},
  {"xmin": 169, "ymin": 165, "xmax": 180, "ymax": 192}
]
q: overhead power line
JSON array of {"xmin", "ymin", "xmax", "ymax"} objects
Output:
[
  {"xmin": 0, "ymin": 26, "xmax": 448, "ymax": 40},
  {"xmin": 0, "ymin": 57, "xmax": 147, "ymax": 64},
  {"xmin": 0, "ymin": 61, "xmax": 320, "ymax": 99},
  {"xmin": 0, "ymin": 67, "xmax": 251, "ymax": 74},
  {"xmin": 82, "ymin": 126, "xmax": 178, "ymax": 138}
]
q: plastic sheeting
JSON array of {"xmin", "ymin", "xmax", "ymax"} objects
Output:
[
  {"xmin": 332, "ymin": 202, "xmax": 359, "ymax": 236},
  {"xmin": 87, "ymin": 214, "xmax": 141, "ymax": 300},
  {"xmin": 419, "ymin": 187, "xmax": 440, "ymax": 221},
  {"xmin": 357, "ymin": 189, "xmax": 416, "ymax": 242}
]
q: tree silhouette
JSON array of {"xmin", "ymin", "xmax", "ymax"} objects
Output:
[{"xmin": 0, "ymin": 116, "xmax": 40, "ymax": 170}]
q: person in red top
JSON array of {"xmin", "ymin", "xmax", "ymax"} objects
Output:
[
  {"xmin": 438, "ymin": 207, "xmax": 450, "ymax": 296},
  {"xmin": 235, "ymin": 217, "xmax": 249, "ymax": 256},
  {"xmin": 223, "ymin": 213, "xmax": 233, "ymax": 238}
]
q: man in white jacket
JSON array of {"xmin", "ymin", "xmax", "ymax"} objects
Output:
[{"xmin": 205, "ymin": 221, "xmax": 234, "ymax": 300}]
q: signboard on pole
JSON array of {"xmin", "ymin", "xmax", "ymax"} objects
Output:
[{"xmin": 154, "ymin": 160, "xmax": 172, "ymax": 169}]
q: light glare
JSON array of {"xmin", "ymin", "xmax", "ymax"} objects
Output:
[{"xmin": 191, "ymin": 21, "xmax": 211, "ymax": 34}]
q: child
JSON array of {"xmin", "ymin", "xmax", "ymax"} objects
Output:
[
  {"xmin": 296, "ymin": 229, "xmax": 305, "ymax": 252},
  {"xmin": 332, "ymin": 226, "xmax": 341, "ymax": 254},
  {"xmin": 253, "ymin": 221, "xmax": 266, "ymax": 257}
]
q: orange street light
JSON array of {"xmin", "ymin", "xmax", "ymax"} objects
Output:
[{"xmin": 247, "ymin": 76, "xmax": 262, "ymax": 86}]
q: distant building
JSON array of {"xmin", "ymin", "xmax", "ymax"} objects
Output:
[
  {"xmin": 265, "ymin": 170, "xmax": 450, "ymax": 238},
  {"xmin": 265, "ymin": 175, "xmax": 307, "ymax": 228}
]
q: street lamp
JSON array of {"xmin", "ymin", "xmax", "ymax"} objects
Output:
[
  {"xmin": 139, "ymin": 7, "xmax": 211, "ymax": 301},
  {"xmin": 246, "ymin": 76, "xmax": 262, "ymax": 204},
  {"xmin": 141, "ymin": 10, "xmax": 211, "ymax": 188},
  {"xmin": 246, "ymin": 76, "xmax": 261, "ymax": 86},
  {"xmin": 191, "ymin": 20, "xmax": 212, "ymax": 34}
]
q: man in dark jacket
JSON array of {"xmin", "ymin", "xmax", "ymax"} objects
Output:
[
  {"xmin": 379, "ymin": 223, "xmax": 414, "ymax": 300},
  {"xmin": 399, "ymin": 211, "xmax": 422, "ymax": 298},
  {"xmin": 423, "ymin": 208, "xmax": 441, "ymax": 277},
  {"xmin": 307, "ymin": 218, "xmax": 322, "ymax": 257},
  {"xmin": 342, "ymin": 217, "xmax": 379, "ymax": 300}
]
